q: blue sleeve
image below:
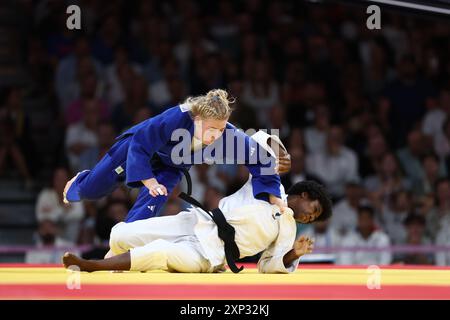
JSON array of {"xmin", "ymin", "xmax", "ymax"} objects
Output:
[
  {"xmin": 247, "ymin": 136, "xmax": 281, "ymax": 200},
  {"xmin": 125, "ymin": 108, "xmax": 187, "ymax": 188},
  {"xmin": 230, "ymin": 128, "xmax": 281, "ymax": 200}
]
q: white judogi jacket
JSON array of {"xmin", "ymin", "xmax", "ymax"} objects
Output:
[
  {"xmin": 192, "ymin": 200, "xmax": 299, "ymax": 273},
  {"xmin": 193, "ymin": 130, "xmax": 299, "ymax": 273}
]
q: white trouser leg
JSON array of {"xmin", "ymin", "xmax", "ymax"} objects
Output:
[
  {"xmin": 109, "ymin": 210, "xmax": 196, "ymax": 255},
  {"xmin": 129, "ymin": 238, "xmax": 210, "ymax": 273}
]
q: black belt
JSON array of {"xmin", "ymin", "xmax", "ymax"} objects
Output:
[
  {"xmin": 151, "ymin": 153, "xmax": 192, "ymax": 196},
  {"xmin": 178, "ymin": 192, "xmax": 244, "ymax": 273}
]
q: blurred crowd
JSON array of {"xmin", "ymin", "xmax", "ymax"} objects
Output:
[{"xmin": 0, "ymin": 0, "xmax": 449, "ymax": 265}]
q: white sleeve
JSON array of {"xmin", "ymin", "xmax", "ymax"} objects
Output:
[{"xmin": 257, "ymin": 212, "xmax": 298, "ymax": 273}]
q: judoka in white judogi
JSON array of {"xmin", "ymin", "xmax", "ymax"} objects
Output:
[
  {"xmin": 107, "ymin": 130, "xmax": 300, "ymax": 273},
  {"xmin": 61, "ymin": 128, "xmax": 324, "ymax": 275}
]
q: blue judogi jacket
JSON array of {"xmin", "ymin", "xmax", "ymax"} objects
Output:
[{"xmin": 115, "ymin": 104, "xmax": 281, "ymax": 200}]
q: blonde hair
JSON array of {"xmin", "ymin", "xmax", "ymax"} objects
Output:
[{"xmin": 185, "ymin": 89, "xmax": 234, "ymax": 120}]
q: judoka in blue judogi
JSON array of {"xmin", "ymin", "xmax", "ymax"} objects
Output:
[{"xmin": 63, "ymin": 91, "xmax": 281, "ymax": 222}]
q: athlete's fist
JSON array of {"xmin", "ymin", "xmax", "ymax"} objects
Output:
[{"xmin": 293, "ymin": 236, "xmax": 314, "ymax": 257}]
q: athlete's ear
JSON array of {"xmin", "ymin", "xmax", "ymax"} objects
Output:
[{"xmin": 300, "ymin": 192, "xmax": 309, "ymax": 199}]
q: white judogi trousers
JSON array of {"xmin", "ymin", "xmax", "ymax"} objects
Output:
[
  {"xmin": 109, "ymin": 210, "xmax": 215, "ymax": 273},
  {"xmin": 108, "ymin": 200, "xmax": 299, "ymax": 274}
]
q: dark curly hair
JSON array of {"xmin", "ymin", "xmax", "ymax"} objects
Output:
[{"xmin": 287, "ymin": 180, "xmax": 332, "ymax": 222}]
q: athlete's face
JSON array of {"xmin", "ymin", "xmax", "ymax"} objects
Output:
[
  {"xmin": 194, "ymin": 117, "xmax": 228, "ymax": 145},
  {"xmin": 289, "ymin": 193, "xmax": 323, "ymax": 224}
]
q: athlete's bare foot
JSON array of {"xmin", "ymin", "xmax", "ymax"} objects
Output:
[
  {"xmin": 62, "ymin": 252, "xmax": 93, "ymax": 272},
  {"xmin": 62, "ymin": 251, "xmax": 131, "ymax": 272}
]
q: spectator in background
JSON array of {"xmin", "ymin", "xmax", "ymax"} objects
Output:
[
  {"xmin": 281, "ymin": 146, "xmax": 319, "ymax": 191},
  {"xmin": 433, "ymin": 118, "xmax": 450, "ymax": 160},
  {"xmin": 301, "ymin": 219, "xmax": 342, "ymax": 263},
  {"xmin": 174, "ymin": 18, "xmax": 218, "ymax": 77},
  {"xmin": 104, "ymin": 47, "xmax": 143, "ymax": 108},
  {"xmin": 394, "ymin": 214, "xmax": 433, "ymax": 265},
  {"xmin": 35, "ymin": 167, "xmax": 84, "ymax": 243},
  {"xmin": 424, "ymin": 178, "xmax": 450, "ymax": 242},
  {"xmin": 287, "ymin": 128, "xmax": 305, "ymax": 151},
  {"xmin": 189, "ymin": 52, "xmax": 226, "ymax": 96},
  {"xmin": 65, "ymin": 99, "xmax": 99, "ymax": 171},
  {"xmin": 383, "ymin": 54, "xmax": 435, "ymax": 146},
  {"xmin": 25, "ymin": 220, "xmax": 79, "ymax": 264},
  {"xmin": 90, "ymin": 15, "xmax": 122, "ymax": 65},
  {"xmin": 209, "ymin": 1, "xmax": 239, "ymax": 54},
  {"xmin": 330, "ymin": 182, "xmax": 365, "ymax": 237},
  {"xmin": 166, "ymin": 77, "xmax": 188, "ymax": 109},
  {"xmin": 54, "ymin": 36, "xmax": 103, "ymax": 109},
  {"xmin": 0, "ymin": 87, "xmax": 36, "ymax": 189},
  {"xmin": 304, "ymin": 105, "xmax": 330, "ymax": 155},
  {"xmin": 365, "ymin": 152, "xmax": 412, "ymax": 203},
  {"xmin": 435, "ymin": 224, "xmax": 450, "ymax": 266},
  {"xmin": 227, "ymin": 79, "xmax": 259, "ymax": 130},
  {"xmin": 242, "ymin": 60, "xmax": 280, "ymax": 127},
  {"xmin": 422, "ymin": 88, "xmax": 449, "ymax": 143},
  {"xmin": 78, "ymin": 122, "xmax": 116, "ymax": 172},
  {"xmin": 412, "ymin": 153, "xmax": 446, "ymax": 197},
  {"xmin": 306, "ymin": 126, "xmax": 360, "ymax": 199},
  {"xmin": 148, "ymin": 58, "xmax": 184, "ymax": 111},
  {"xmin": 379, "ymin": 190, "xmax": 411, "ymax": 245},
  {"xmin": 281, "ymin": 60, "xmax": 307, "ymax": 127},
  {"xmin": 65, "ymin": 72, "xmax": 110, "ymax": 125},
  {"xmin": 27, "ymin": 36, "xmax": 54, "ymax": 98},
  {"xmin": 397, "ymin": 129, "xmax": 427, "ymax": 182},
  {"xmin": 359, "ymin": 126, "xmax": 389, "ymax": 178},
  {"xmin": 337, "ymin": 204, "xmax": 392, "ymax": 265},
  {"xmin": 267, "ymin": 104, "xmax": 290, "ymax": 141},
  {"xmin": 40, "ymin": 2, "xmax": 77, "ymax": 61},
  {"xmin": 295, "ymin": 82, "xmax": 327, "ymax": 127},
  {"xmin": 362, "ymin": 40, "xmax": 395, "ymax": 100}
]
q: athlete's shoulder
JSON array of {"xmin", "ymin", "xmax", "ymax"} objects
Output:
[
  {"xmin": 144, "ymin": 104, "xmax": 192, "ymax": 128},
  {"xmin": 116, "ymin": 104, "xmax": 192, "ymax": 139},
  {"xmin": 163, "ymin": 104, "xmax": 193, "ymax": 122}
]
